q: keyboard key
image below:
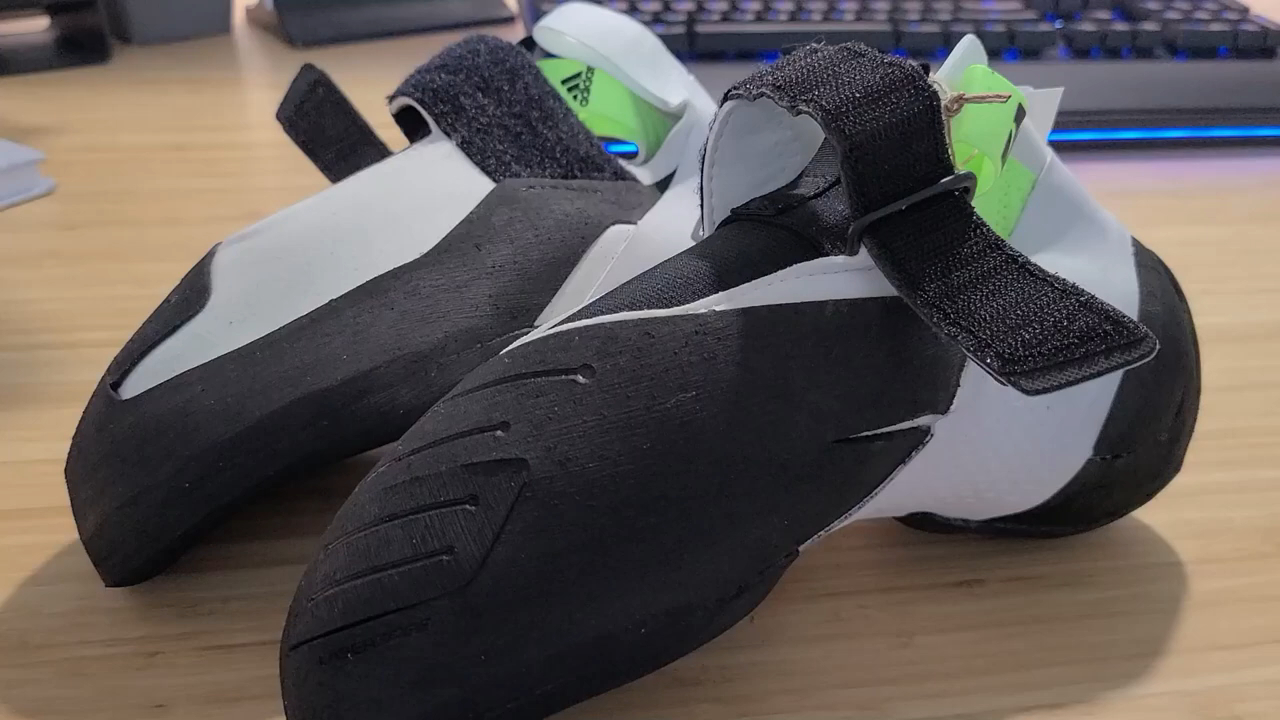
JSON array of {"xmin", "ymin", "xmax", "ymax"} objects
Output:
[
  {"xmin": 697, "ymin": 9, "xmax": 727, "ymax": 18},
  {"xmin": 1083, "ymin": 8, "xmax": 1115, "ymax": 20},
  {"xmin": 956, "ymin": 8, "xmax": 1040, "ymax": 20},
  {"xmin": 728, "ymin": 9, "xmax": 760, "ymax": 18},
  {"xmin": 947, "ymin": 20, "xmax": 979, "ymax": 45},
  {"xmin": 1013, "ymin": 20, "xmax": 1060, "ymax": 51},
  {"xmin": 1133, "ymin": 18, "xmax": 1164, "ymax": 45},
  {"xmin": 736, "ymin": 0, "xmax": 766, "ymax": 9},
  {"xmin": 770, "ymin": 0, "xmax": 799, "ymax": 8},
  {"xmin": 701, "ymin": 0, "xmax": 733, "ymax": 9},
  {"xmin": 861, "ymin": 10, "xmax": 893, "ymax": 20},
  {"xmin": 604, "ymin": 1, "xmax": 632, "ymax": 11},
  {"xmin": 765, "ymin": 9, "xmax": 793, "ymax": 17},
  {"xmin": 978, "ymin": 20, "xmax": 1013, "ymax": 47},
  {"xmin": 1101, "ymin": 19, "xmax": 1135, "ymax": 46},
  {"xmin": 1245, "ymin": 14, "xmax": 1280, "ymax": 44},
  {"xmin": 1129, "ymin": 0, "xmax": 1166, "ymax": 19},
  {"xmin": 800, "ymin": 0, "xmax": 831, "ymax": 9},
  {"xmin": 636, "ymin": 0, "xmax": 665, "ymax": 11},
  {"xmin": 894, "ymin": 8, "xmax": 928, "ymax": 19},
  {"xmin": 1064, "ymin": 19, "xmax": 1104, "ymax": 49},
  {"xmin": 631, "ymin": 10, "xmax": 656, "ymax": 21},
  {"xmin": 957, "ymin": 0, "xmax": 1024, "ymax": 9},
  {"xmin": 828, "ymin": 8, "xmax": 860, "ymax": 18},
  {"xmin": 693, "ymin": 19, "xmax": 898, "ymax": 51},
  {"xmin": 900, "ymin": 20, "xmax": 948, "ymax": 51},
  {"xmin": 662, "ymin": 9, "xmax": 691, "ymax": 20},
  {"xmin": 652, "ymin": 22, "xmax": 692, "ymax": 51},
  {"xmin": 1170, "ymin": 19, "xmax": 1237, "ymax": 49},
  {"xmin": 670, "ymin": 0, "xmax": 698, "ymax": 10},
  {"xmin": 1190, "ymin": 9, "xmax": 1216, "ymax": 18},
  {"xmin": 1235, "ymin": 18, "xmax": 1268, "ymax": 46},
  {"xmin": 796, "ymin": 8, "xmax": 825, "ymax": 18}
]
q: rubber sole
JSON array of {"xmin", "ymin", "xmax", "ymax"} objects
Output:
[
  {"xmin": 65, "ymin": 178, "xmax": 658, "ymax": 587},
  {"xmin": 897, "ymin": 240, "xmax": 1201, "ymax": 538},
  {"xmin": 281, "ymin": 298, "xmax": 964, "ymax": 720}
]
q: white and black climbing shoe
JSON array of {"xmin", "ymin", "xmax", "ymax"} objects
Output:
[{"xmin": 65, "ymin": 9, "xmax": 714, "ymax": 587}]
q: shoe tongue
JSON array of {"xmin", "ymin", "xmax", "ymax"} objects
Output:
[{"xmin": 389, "ymin": 35, "xmax": 633, "ymax": 184}]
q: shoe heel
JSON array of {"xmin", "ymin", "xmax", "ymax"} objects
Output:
[{"xmin": 898, "ymin": 240, "xmax": 1201, "ymax": 538}]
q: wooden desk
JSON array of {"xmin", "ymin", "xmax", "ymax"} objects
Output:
[{"xmin": 2, "ymin": 5, "xmax": 1279, "ymax": 720}]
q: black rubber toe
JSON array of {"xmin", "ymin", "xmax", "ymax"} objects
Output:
[
  {"xmin": 281, "ymin": 298, "xmax": 965, "ymax": 720},
  {"xmin": 898, "ymin": 240, "xmax": 1201, "ymax": 537},
  {"xmin": 66, "ymin": 179, "xmax": 656, "ymax": 587}
]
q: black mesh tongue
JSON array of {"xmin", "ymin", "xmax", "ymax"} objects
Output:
[{"xmin": 391, "ymin": 35, "xmax": 633, "ymax": 184}]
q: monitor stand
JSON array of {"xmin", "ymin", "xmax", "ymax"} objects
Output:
[
  {"xmin": 247, "ymin": 0, "xmax": 514, "ymax": 47},
  {"xmin": 0, "ymin": 0, "xmax": 111, "ymax": 76}
]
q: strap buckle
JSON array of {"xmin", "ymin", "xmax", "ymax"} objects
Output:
[{"xmin": 844, "ymin": 171, "xmax": 978, "ymax": 255}]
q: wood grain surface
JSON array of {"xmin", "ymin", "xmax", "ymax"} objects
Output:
[{"xmin": 2, "ymin": 3, "xmax": 1278, "ymax": 719}]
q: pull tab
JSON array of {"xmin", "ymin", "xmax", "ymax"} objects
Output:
[
  {"xmin": 945, "ymin": 64, "xmax": 1036, "ymax": 239},
  {"xmin": 532, "ymin": 2, "xmax": 717, "ymax": 186},
  {"xmin": 703, "ymin": 43, "xmax": 1158, "ymax": 396},
  {"xmin": 532, "ymin": 1, "xmax": 690, "ymax": 114},
  {"xmin": 277, "ymin": 64, "xmax": 391, "ymax": 183}
]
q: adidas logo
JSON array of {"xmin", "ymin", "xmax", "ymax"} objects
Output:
[{"xmin": 561, "ymin": 67, "xmax": 596, "ymax": 108}]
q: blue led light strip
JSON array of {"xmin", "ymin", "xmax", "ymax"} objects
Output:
[
  {"xmin": 1048, "ymin": 126, "xmax": 1280, "ymax": 142},
  {"xmin": 601, "ymin": 127, "xmax": 1280, "ymax": 155},
  {"xmin": 602, "ymin": 141, "xmax": 640, "ymax": 155}
]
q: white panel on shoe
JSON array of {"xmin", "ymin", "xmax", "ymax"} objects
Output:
[
  {"xmin": 528, "ymin": 153, "xmax": 1140, "ymax": 527},
  {"xmin": 535, "ymin": 73, "xmax": 715, "ymax": 324},
  {"xmin": 534, "ymin": 2, "xmax": 692, "ymax": 114},
  {"xmin": 700, "ymin": 100, "xmax": 826, "ymax": 234},
  {"xmin": 534, "ymin": 2, "xmax": 718, "ymax": 186},
  {"xmin": 117, "ymin": 132, "xmax": 496, "ymax": 398},
  {"xmin": 534, "ymin": 224, "xmax": 639, "ymax": 325},
  {"xmin": 832, "ymin": 154, "xmax": 1142, "ymax": 525}
]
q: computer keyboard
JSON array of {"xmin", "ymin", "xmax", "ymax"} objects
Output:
[{"xmin": 523, "ymin": 0, "xmax": 1280, "ymax": 141}]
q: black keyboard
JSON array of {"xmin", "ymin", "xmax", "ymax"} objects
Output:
[{"xmin": 523, "ymin": 0, "xmax": 1280, "ymax": 141}]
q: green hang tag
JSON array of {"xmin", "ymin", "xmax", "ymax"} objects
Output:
[
  {"xmin": 537, "ymin": 57, "xmax": 678, "ymax": 163},
  {"xmin": 949, "ymin": 65, "xmax": 1037, "ymax": 239}
]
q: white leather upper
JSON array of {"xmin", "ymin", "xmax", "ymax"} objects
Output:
[
  {"xmin": 524, "ymin": 37, "xmax": 1144, "ymax": 528},
  {"xmin": 117, "ymin": 131, "xmax": 496, "ymax": 398}
]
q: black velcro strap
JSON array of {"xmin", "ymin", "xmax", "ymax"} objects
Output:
[
  {"xmin": 723, "ymin": 43, "xmax": 1158, "ymax": 396},
  {"xmin": 277, "ymin": 63, "xmax": 392, "ymax": 183}
]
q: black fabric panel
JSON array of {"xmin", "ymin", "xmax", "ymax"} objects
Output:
[
  {"xmin": 391, "ymin": 35, "xmax": 632, "ymax": 184},
  {"xmin": 899, "ymin": 239, "xmax": 1201, "ymax": 537},
  {"xmin": 106, "ymin": 246, "xmax": 216, "ymax": 384},
  {"xmin": 721, "ymin": 43, "xmax": 1157, "ymax": 396},
  {"xmin": 281, "ymin": 298, "xmax": 966, "ymax": 720},
  {"xmin": 277, "ymin": 63, "xmax": 393, "ymax": 183},
  {"xmin": 65, "ymin": 178, "xmax": 658, "ymax": 587},
  {"xmin": 559, "ymin": 144, "xmax": 845, "ymax": 324},
  {"xmin": 561, "ymin": 220, "xmax": 820, "ymax": 324}
]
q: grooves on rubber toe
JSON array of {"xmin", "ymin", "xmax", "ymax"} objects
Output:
[
  {"xmin": 65, "ymin": 178, "xmax": 657, "ymax": 587},
  {"xmin": 899, "ymin": 240, "xmax": 1201, "ymax": 538},
  {"xmin": 281, "ymin": 298, "xmax": 967, "ymax": 720}
]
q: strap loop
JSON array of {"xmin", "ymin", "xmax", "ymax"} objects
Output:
[{"xmin": 277, "ymin": 64, "xmax": 391, "ymax": 184}]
